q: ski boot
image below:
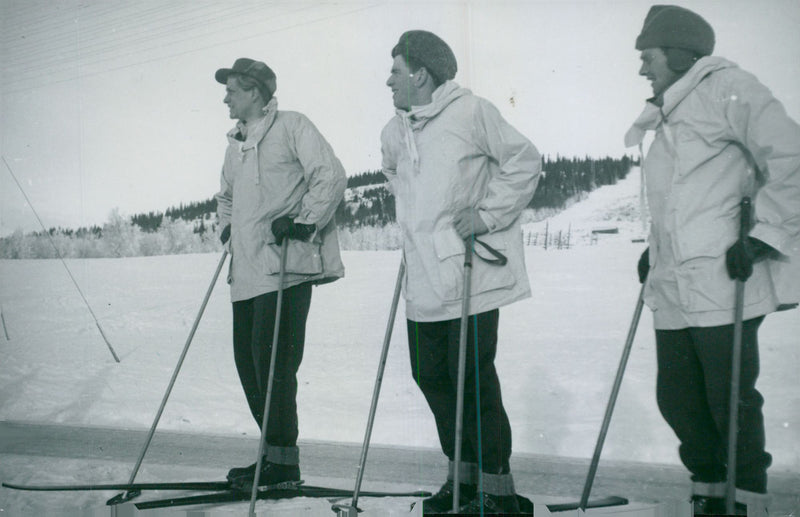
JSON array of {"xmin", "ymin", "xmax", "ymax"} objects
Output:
[
  {"xmin": 421, "ymin": 479, "xmax": 476, "ymax": 514},
  {"xmin": 458, "ymin": 491, "xmax": 522, "ymax": 514},
  {"xmin": 692, "ymin": 495, "xmax": 747, "ymax": 515},
  {"xmin": 227, "ymin": 460, "xmax": 258, "ymax": 484},
  {"xmin": 229, "ymin": 460, "xmax": 301, "ymax": 492}
]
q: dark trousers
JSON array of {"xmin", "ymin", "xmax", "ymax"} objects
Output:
[
  {"xmin": 232, "ymin": 283, "xmax": 312, "ymax": 448},
  {"xmin": 655, "ymin": 317, "xmax": 772, "ymax": 493},
  {"xmin": 407, "ymin": 309, "xmax": 512, "ymax": 474}
]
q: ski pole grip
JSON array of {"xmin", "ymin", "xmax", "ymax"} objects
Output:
[
  {"xmin": 739, "ymin": 197, "xmax": 751, "ymax": 241},
  {"xmin": 463, "ymin": 238, "xmax": 474, "ymax": 268}
]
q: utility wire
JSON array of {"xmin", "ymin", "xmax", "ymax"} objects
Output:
[
  {"xmin": 2, "ymin": 2, "xmax": 383, "ymax": 94},
  {"xmin": 2, "ymin": 3, "xmax": 307, "ymax": 76},
  {"xmin": 1, "ymin": 156, "xmax": 121, "ymax": 363},
  {"xmin": 3, "ymin": 2, "xmax": 257, "ymax": 66},
  {"xmin": 4, "ymin": 6, "xmax": 307, "ymax": 89}
]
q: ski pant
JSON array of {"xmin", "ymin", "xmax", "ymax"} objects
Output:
[
  {"xmin": 655, "ymin": 316, "xmax": 772, "ymax": 494},
  {"xmin": 407, "ymin": 309, "xmax": 515, "ymax": 496},
  {"xmin": 231, "ymin": 282, "xmax": 312, "ymax": 465}
]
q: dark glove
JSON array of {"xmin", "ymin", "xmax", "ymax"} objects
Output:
[
  {"xmin": 271, "ymin": 217, "xmax": 316, "ymax": 245},
  {"xmin": 220, "ymin": 224, "xmax": 231, "ymax": 245},
  {"xmin": 725, "ymin": 237, "xmax": 776, "ymax": 281},
  {"xmin": 637, "ymin": 247, "xmax": 650, "ymax": 284}
]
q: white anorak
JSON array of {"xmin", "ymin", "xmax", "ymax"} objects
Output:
[
  {"xmin": 381, "ymin": 81, "xmax": 541, "ymax": 321},
  {"xmin": 216, "ymin": 98, "xmax": 346, "ymax": 302},
  {"xmin": 625, "ymin": 57, "xmax": 800, "ymax": 329}
]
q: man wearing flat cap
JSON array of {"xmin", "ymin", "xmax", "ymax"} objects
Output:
[
  {"xmin": 381, "ymin": 30, "xmax": 541, "ymax": 514},
  {"xmin": 214, "ymin": 57, "xmax": 346, "ymax": 490},
  {"xmin": 626, "ymin": 6, "xmax": 800, "ymax": 515}
]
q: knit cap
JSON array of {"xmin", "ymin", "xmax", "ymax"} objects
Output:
[
  {"xmin": 391, "ymin": 30, "xmax": 457, "ymax": 84},
  {"xmin": 635, "ymin": 5, "xmax": 715, "ymax": 56}
]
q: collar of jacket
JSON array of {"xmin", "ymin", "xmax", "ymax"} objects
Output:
[
  {"xmin": 396, "ymin": 80, "xmax": 470, "ymax": 131},
  {"xmin": 227, "ymin": 97, "xmax": 279, "ymax": 149},
  {"xmin": 624, "ymin": 56, "xmax": 738, "ymax": 147},
  {"xmin": 395, "ymin": 81, "xmax": 470, "ymax": 172}
]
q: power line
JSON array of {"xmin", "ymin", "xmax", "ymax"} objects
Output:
[
  {"xmin": 3, "ymin": 2, "xmax": 253, "ymax": 65},
  {"xmin": 3, "ymin": 3, "xmax": 301, "ymax": 78},
  {"xmin": 3, "ymin": 3, "xmax": 317, "ymax": 88},
  {"xmin": 3, "ymin": 2, "xmax": 384, "ymax": 94}
]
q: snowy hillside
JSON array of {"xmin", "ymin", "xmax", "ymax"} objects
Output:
[{"xmin": 521, "ymin": 168, "xmax": 648, "ymax": 247}]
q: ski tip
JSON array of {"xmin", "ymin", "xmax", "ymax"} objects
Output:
[
  {"xmin": 2, "ymin": 482, "xmax": 60, "ymax": 491},
  {"xmin": 106, "ymin": 489, "xmax": 142, "ymax": 506},
  {"xmin": 546, "ymin": 495, "xmax": 629, "ymax": 513}
]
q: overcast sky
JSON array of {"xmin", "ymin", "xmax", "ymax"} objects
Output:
[{"xmin": 2, "ymin": 0, "xmax": 799, "ymax": 236}]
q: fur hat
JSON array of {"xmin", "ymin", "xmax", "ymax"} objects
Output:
[
  {"xmin": 635, "ymin": 5, "xmax": 715, "ymax": 56},
  {"xmin": 215, "ymin": 58, "xmax": 277, "ymax": 98},
  {"xmin": 391, "ymin": 30, "xmax": 457, "ymax": 84}
]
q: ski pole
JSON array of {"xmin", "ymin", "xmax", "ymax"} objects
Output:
[
  {"xmin": 1, "ymin": 304, "xmax": 9, "ymax": 340},
  {"xmin": 332, "ymin": 260, "xmax": 405, "ymax": 517},
  {"xmin": 577, "ymin": 282, "xmax": 645, "ymax": 511},
  {"xmin": 249, "ymin": 239, "xmax": 289, "ymax": 517},
  {"xmin": 452, "ymin": 238, "xmax": 474, "ymax": 513},
  {"xmin": 726, "ymin": 196, "xmax": 751, "ymax": 515},
  {"xmin": 107, "ymin": 249, "xmax": 228, "ymax": 505},
  {"xmin": 3, "ymin": 155, "xmax": 121, "ymax": 363}
]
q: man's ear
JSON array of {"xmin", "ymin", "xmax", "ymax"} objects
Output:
[
  {"xmin": 413, "ymin": 67, "xmax": 429, "ymax": 87},
  {"xmin": 248, "ymin": 87, "xmax": 263, "ymax": 104}
]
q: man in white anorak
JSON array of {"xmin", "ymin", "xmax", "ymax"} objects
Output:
[
  {"xmin": 381, "ymin": 30, "xmax": 541, "ymax": 515},
  {"xmin": 214, "ymin": 57, "xmax": 346, "ymax": 491},
  {"xmin": 626, "ymin": 6, "xmax": 800, "ymax": 515}
]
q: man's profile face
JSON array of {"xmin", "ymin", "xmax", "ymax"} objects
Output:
[
  {"xmin": 223, "ymin": 76, "xmax": 257, "ymax": 121},
  {"xmin": 386, "ymin": 54, "xmax": 416, "ymax": 111},
  {"xmin": 639, "ymin": 48, "xmax": 680, "ymax": 98}
]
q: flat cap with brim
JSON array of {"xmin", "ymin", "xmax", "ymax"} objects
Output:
[
  {"xmin": 392, "ymin": 30, "xmax": 457, "ymax": 83},
  {"xmin": 215, "ymin": 58, "xmax": 277, "ymax": 97},
  {"xmin": 635, "ymin": 5, "xmax": 714, "ymax": 56}
]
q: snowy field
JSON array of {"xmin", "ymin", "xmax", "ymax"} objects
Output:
[{"xmin": 1, "ymin": 172, "xmax": 798, "ymax": 514}]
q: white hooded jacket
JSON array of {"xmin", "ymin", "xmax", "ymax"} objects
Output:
[
  {"xmin": 381, "ymin": 82, "xmax": 541, "ymax": 321},
  {"xmin": 216, "ymin": 98, "xmax": 346, "ymax": 302},
  {"xmin": 625, "ymin": 57, "xmax": 800, "ymax": 329}
]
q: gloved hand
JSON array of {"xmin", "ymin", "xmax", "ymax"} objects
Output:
[
  {"xmin": 453, "ymin": 208, "xmax": 489, "ymax": 240},
  {"xmin": 725, "ymin": 237, "xmax": 776, "ymax": 281},
  {"xmin": 220, "ymin": 224, "xmax": 231, "ymax": 245},
  {"xmin": 637, "ymin": 247, "xmax": 649, "ymax": 284},
  {"xmin": 271, "ymin": 217, "xmax": 316, "ymax": 245}
]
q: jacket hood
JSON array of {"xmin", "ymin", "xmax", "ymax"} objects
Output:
[
  {"xmin": 625, "ymin": 56, "xmax": 738, "ymax": 147},
  {"xmin": 399, "ymin": 80, "xmax": 470, "ymax": 129},
  {"xmin": 396, "ymin": 81, "xmax": 470, "ymax": 172}
]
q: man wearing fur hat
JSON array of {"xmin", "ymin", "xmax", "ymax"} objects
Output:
[
  {"xmin": 626, "ymin": 6, "xmax": 800, "ymax": 515},
  {"xmin": 214, "ymin": 58, "xmax": 346, "ymax": 490},
  {"xmin": 381, "ymin": 30, "xmax": 541, "ymax": 514}
]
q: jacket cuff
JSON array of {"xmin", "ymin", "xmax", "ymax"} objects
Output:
[{"xmin": 478, "ymin": 209, "xmax": 501, "ymax": 233}]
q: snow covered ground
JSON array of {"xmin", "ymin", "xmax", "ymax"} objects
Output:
[{"xmin": 1, "ymin": 171, "xmax": 798, "ymax": 514}]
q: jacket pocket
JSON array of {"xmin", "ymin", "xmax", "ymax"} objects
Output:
[
  {"xmin": 431, "ymin": 229, "xmax": 465, "ymax": 301},
  {"xmin": 259, "ymin": 240, "xmax": 323, "ymax": 277},
  {"xmin": 285, "ymin": 239, "xmax": 323, "ymax": 275},
  {"xmin": 471, "ymin": 232, "xmax": 516, "ymax": 297},
  {"xmin": 675, "ymin": 256, "xmax": 769, "ymax": 312},
  {"xmin": 431, "ymin": 229, "xmax": 515, "ymax": 302}
]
